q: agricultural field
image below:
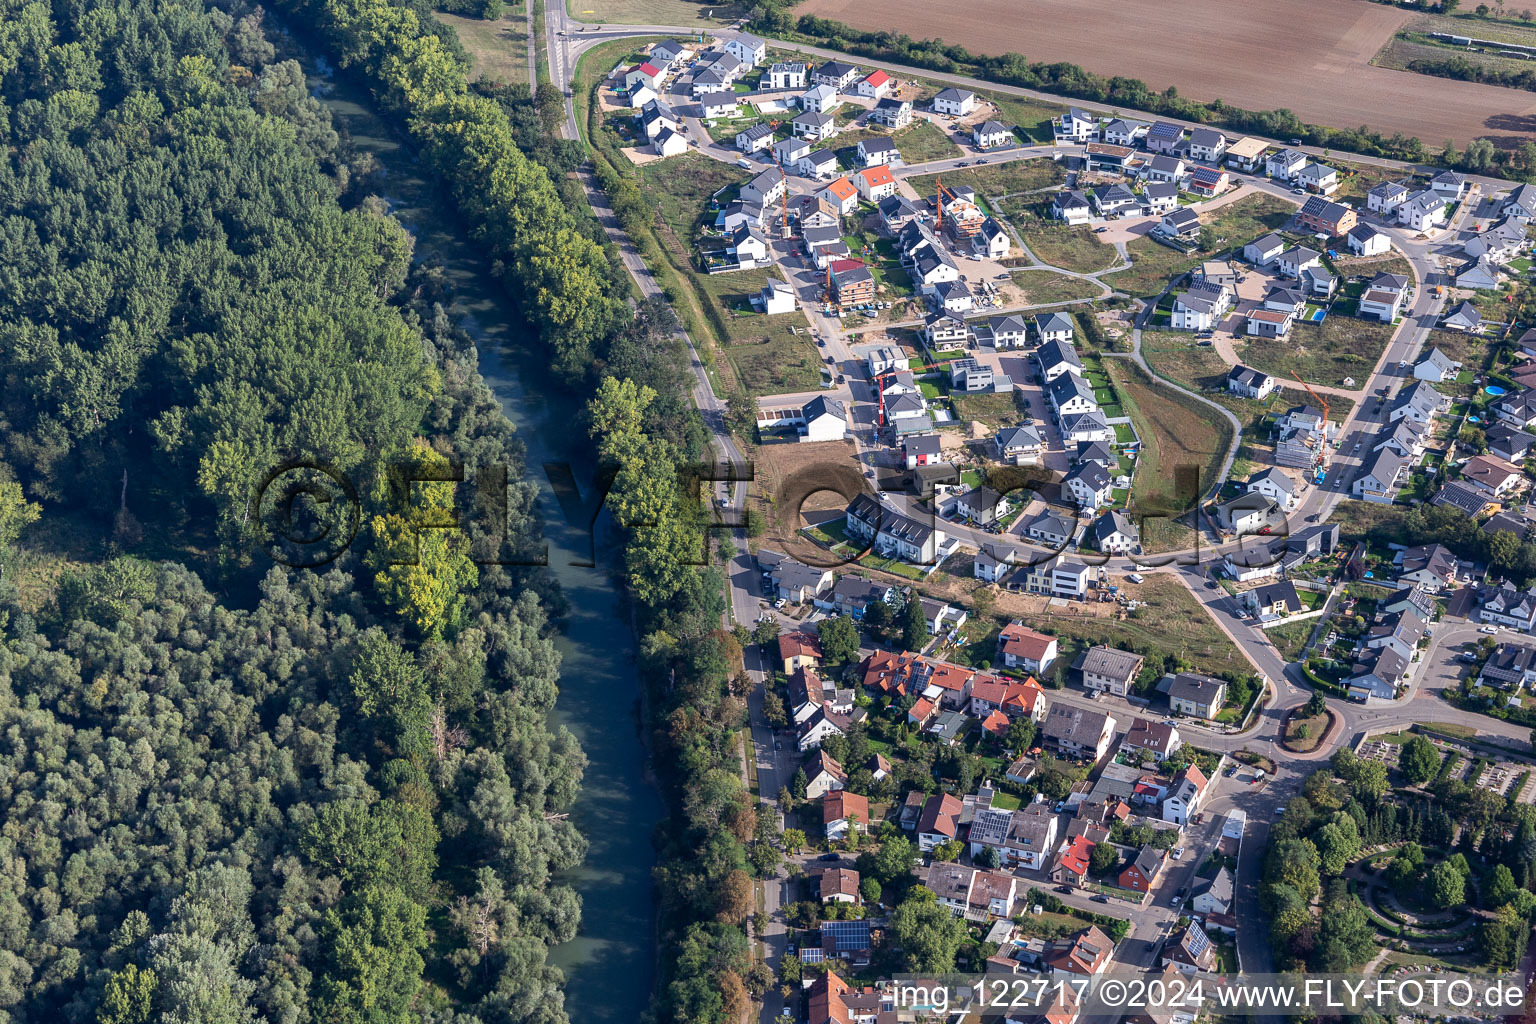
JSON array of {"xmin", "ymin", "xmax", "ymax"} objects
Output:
[
  {"xmin": 565, "ymin": 0, "xmax": 743, "ymax": 24},
  {"xmin": 794, "ymin": 0, "xmax": 1536, "ymax": 144},
  {"xmin": 438, "ymin": 9, "xmax": 531, "ymax": 83},
  {"xmin": 1102, "ymin": 192, "xmax": 1294, "ymax": 298},
  {"xmin": 1235, "ymin": 313, "xmax": 1397, "ymax": 389},
  {"xmin": 1373, "ymin": 12, "xmax": 1536, "ymax": 82}
]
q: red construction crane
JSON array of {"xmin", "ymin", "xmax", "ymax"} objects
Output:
[{"xmin": 774, "ymin": 158, "xmax": 789, "ymax": 237}]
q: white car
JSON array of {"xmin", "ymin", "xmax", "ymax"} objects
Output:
[
  {"xmin": 1173, "ymin": 847, "xmax": 1185, "ymax": 859},
  {"xmin": 1126, "ymin": 572, "xmax": 1144, "ymax": 584},
  {"xmin": 1481, "ymin": 625, "xmax": 1500, "ymax": 634}
]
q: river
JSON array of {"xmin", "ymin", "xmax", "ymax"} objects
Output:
[{"xmin": 308, "ymin": 60, "xmax": 662, "ymax": 1024}]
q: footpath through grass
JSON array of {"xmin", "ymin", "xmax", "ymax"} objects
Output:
[{"xmin": 1102, "ymin": 193, "xmax": 1295, "ymax": 298}]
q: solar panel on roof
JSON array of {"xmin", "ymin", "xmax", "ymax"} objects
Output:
[{"xmin": 820, "ymin": 920, "xmax": 871, "ymax": 952}]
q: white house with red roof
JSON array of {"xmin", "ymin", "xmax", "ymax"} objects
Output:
[
  {"xmin": 855, "ymin": 165, "xmax": 897, "ymax": 203},
  {"xmin": 856, "ymin": 69, "xmax": 893, "ymax": 98},
  {"xmin": 1051, "ymin": 834, "xmax": 1096, "ymax": 886},
  {"xmin": 824, "ymin": 790, "xmax": 869, "ymax": 840},
  {"xmin": 624, "ymin": 62, "xmax": 665, "ymax": 92},
  {"xmin": 916, "ymin": 793, "xmax": 962, "ymax": 851},
  {"xmin": 818, "ymin": 176, "xmax": 860, "ymax": 215}
]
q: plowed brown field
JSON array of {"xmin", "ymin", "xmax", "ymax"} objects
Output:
[{"xmin": 794, "ymin": 0, "xmax": 1536, "ymax": 145}]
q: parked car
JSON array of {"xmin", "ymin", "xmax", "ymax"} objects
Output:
[
  {"xmin": 1091, "ymin": 895, "xmax": 1109, "ymax": 904},
  {"xmin": 818, "ymin": 853, "xmax": 840, "ymax": 862},
  {"xmin": 1054, "ymin": 885, "xmax": 1073, "ymax": 894},
  {"xmin": 1481, "ymin": 625, "xmax": 1500, "ymax": 634}
]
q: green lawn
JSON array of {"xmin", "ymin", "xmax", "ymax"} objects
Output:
[
  {"xmin": 437, "ymin": 10, "xmax": 531, "ymax": 83},
  {"xmin": 1236, "ymin": 313, "xmax": 1397, "ymax": 389},
  {"xmin": 1000, "ymin": 205, "xmax": 1120, "ymax": 274},
  {"xmin": 833, "ymin": 120, "xmax": 959, "ymax": 170},
  {"xmin": 1107, "ymin": 360, "xmax": 1233, "ymax": 551},
  {"xmin": 1011, "ymin": 271, "xmax": 1103, "ymax": 307},
  {"xmin": 639, "ymin": 153, "xmax": 822, "ymax": 391},
  {"xmin": 1102, "ymin": 193, "xmax": 1296, "ymax": 298},
  {"xmin": 908, "ymin": 160, "xmax": 1065, "ymax": 203}
]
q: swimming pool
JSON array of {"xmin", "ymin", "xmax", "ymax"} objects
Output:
[
  {"xmin": 1487, "ymin": 385, "xmax": 1508, "ymax": 396},
  {"xmin": 1309, "ymin": 309, "xmax": 1326, "ymax": 323}
]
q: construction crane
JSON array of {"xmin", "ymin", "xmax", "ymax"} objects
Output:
[
  {"xmin": 1298, "ymin": 380, "xmax": 1333, "ymax": 483},
  {"xmin": 935, "ymin": 175, "xmax": 944, "ymax": 232}
]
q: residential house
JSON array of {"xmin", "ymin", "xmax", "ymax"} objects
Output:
[
  {"xmin": 1144, "ymin": 120, "xmax": 1183, "ymax": 153},
  {"xmin": 857, "ymin": 136, "xmax": 898, "ymax": 167},
  {"xmin": 1275, "ymin": 246, "xmax": 1322, "ymax": 279},
  {"xmin": 1102, "ymin": 118, "xmax": 1148, "ymax": 146},
  {"xmin": 1119, "ymin": 846, "xmax": 1167, "ymax": 893},
  {"xmin": 1093, "ymin": 182, "xmax": 1140, "ymax": 217},
  {"xmin": 1163, "ymin": 922, "xmax": 1217, "ymax": 974},
  {"xmin": 1123, "ymin": 719, "xmax": 1183, "ymax": 762},
  {"xmin": 949, "ymin": 355, "xmax": 994, "ymax": 390},
  {"xmin": 1060, "ymin": 409, "xmax": 1114, "ymax": 444},
  {"xmin": 1023, "ymin": 509, "xmax": 1079, "ymax": 548},
  {"xmin": 1008, "ymin": 557, "xmax": 1094, "ymax": 600},
  {"xmin": 1243, "ymin": 232, "xmax": 1286, "ymax": 266},
  {"xmin": 955, "ymin": 485, "xmax": 1011, "ymax": 525},
  {"xmin": 1352, "ymin": 447, "xmax": 1409, "ymax": 503},
  {"xmin": 819, "ymin": 867, "xmax": 861, "ymax": 904},
  {"xmin": 1044, "ymin": 926, "xmax": 1115, "ymax": 979},
  {"xmin": 977, "ymin": 313, "xmax": 1029, "ymax": 349},
  {"xmin": 1159, "ymin": 207, "xmax": 1199, "ymax": 239},
  {"xmin": 1347, "ymin": 222, "xmax": 1391, "ymax": 257},
  {"xmin": 973, "ymin": 542, "xmax": 1018, "ymax": 583},
  {"xmin": 1463, "ymin": 216, "xmax": 1526, "ymax": 263},
  {"xmin": 854, "ymin": 165, "xmax": 897, "ymax": 203},
  {"xmin": 926, "ymin": 312, "xmax": 970, "ymax": 348},
  {"xmin": 1349, "ymin": 646, "xmax": 1410, "ymax": 701},
  {"xmin": 1478, "ymin": 582, "xmax": 1536, "ymax": 633},
  {"xmin": 1497, "ymin": 387, "xmax": 1536, "ymax": 427},
  {"xmin": 1041, "ymin": 704, "xmax": 1117, "ymax": 760},
  {"xmin": 1081, "ymin": 646, "xmax": 1144, "ymax": 697},
  {"xmin": 932, "ymin": 87, "xmax": 976, "ymax": 116},
  {"xmin": 824, "ymin": 790, "xmax": 868, "ymax": 840},
  {"xmin": 740, "ymin": 166, "xmax": 786, "ymax": 206},
  {"xmin": 1247, "ymin": 467, "xmax": 1297, "ymax": 509},
  {"xmin": 1489, "ymin": 423, "xmax": 1536, "ymax": 463},
  {"xmin": 976, "ymin": 218, "xmax": 1011, "ymax": 258},
  {"xmin": 877, "ymin": 193, "xmax": 920, "ymax": 232},
  {"xmin": 1431, "ymin": 169, "xmax": 1467, "ymax": 200},
  {"xmin": 870, "ymin": 96, "xmax": 912, "ymax": 128},
  {"xmin": 1507, "ymin": 183, "xmax": 1536, "ymax": 222},
  {"xmin": 1053, "ymin": 189, "xmax": 1093, "ymax": 225},
  {"xmin": 1359, "ymin": 285, "xmax": 1403, "ymax": 323},
  {"xmin": 1399, "ymin": 189, "xmax": 1448, "ymax": 231},
  {"xmin": 1366, "ymin": 607, "xmax": 1427, "ymax": 662},
  {"xmin": 1063, "ymin": 461, "xmax": 1112, "ymax": 510},
  {"xmin": 1168, "ymin": 673, "xmax": 1226, "ymax": 719},
  {"xmin": 798, "ymin": 703, "xmax": 849, "ymax": 752},
  {"xmin": 1246, "ymin": 307, "xmax": 1294, "ymax": 339},
  {"xmin": 1369, "ymin": 179, "xmax": 1411, "ymax": 216},
  {"xmin": 1056, "ymin": 107, "xmax": 1098, "ymax": 142},
  {"xmin": 760, "ymin": 61, "xmax": 807, "ymax": 90},
  {"xmin": 1189, "ymin": 166, "xmax": 1229, "ymax": 198},
  {"xmin": 833, "ymin": 265, "xmax": 875, "ymax": 308},
  {"xmin": 1145, "ymin": 154, "xmax": 1187, "ymax": 184},
  {"xmin": 1035, "ymin": 312, "xmax": 1076, "ymax": 347},
  {"xmin": 1227, "ymin": 365, "xmax": 1276, "ymax": 399},
  {"xmin": 735, "ymin": 122, "xmax": 774, "ymax": 153},
  {"xmin": 1223, "ymin": 135, "xmax": 1268, "ymax": 171},
  {"xmin": 855, "ymin": 69, "xmax": 892, "ymax": 97},
  {"xmin": 1161, "ymin": 765, "xmax": 1209, "ymax": 825},
  {"xmin": 698, "ymin": 94, "xmax": 738, "ymax": 119},
  {"xmin": 1171, "ymin": 281, "xmax": 1232, "ymax": 332},
  {"xmin": 818, "ymin": 176, "xmax": 860, "ymax": 216},
  {"xmin": 1092, "ymin": 510, "xmax": 1140, "ymax": 555},
  {"xmin": 1048, "ymin": 370, "xmax": 1098, "ymax": 416},
  {"xmin": 916, "ymin": 793, "xmax": 963, "ymax": 851},
  {"xmin": 1297, "ymin": 162, "xmax": 1339, "ymax": 195},
  {"xmin": 1389, "ymin": 380, "xmax": 1448, "ymax": 426},
  {"xmin": 1245, "ymin": 579, "xmax": 1305, "ymax": 619},
  {"xmin": 1187, "ymin": 127, "xmax": 1226, "ymax": 162},
  {"xmin": 1217, "ymin": 492, "xmax": 1281, "ymax": 533},
  {"xmin": 722, "ymin": 32, "xmax": 765, "ymax": 67},
  {"xmin": 903, "ymin": 433, "xmax": 943, "ymax": 470},
  {"xmin": 778, "ymin": 629, "xmax": 826, "ymax": 676},
  {"xmin": 791, "ymin": 109, "xmax": 837, "ymax": 142},
  {"xmin": 1265, "ymin": 148, "xmax": 1308, "ymax": 180},
  {"xmin": 974, "ymin": 120, "xmax": 1015, "ymax": 149},
  {"xmin": 844, "ymin": 493, "xmax": 947, "ymax": 564},
  {"xmin": 998, "ymin": 623, "xmax": 1058, "ymax": 674},
  {"xmin": 1456, "ymin": 256, "xmax": 1501, "ymax": 291},
  {"xmin": 651, "ymin": 127, "xmax": 687, "ymax": 157},
  {"xmin": 811, "ymin": 60, "xmax": 861, "ymax": 90},
  {"xmin": 1462, "ymin": 454, "xmax": 1524, "ymax": 498},
  {"xmin": 995, "ymin": 424, "xmax": 1044, "ymax": 465},
  {"xmin": 1193, "ymin": 866, "xmax": 1235, "ymax": 916},
  {"xmin": 1480, "ymin": 642, "xmax": 1536, "ymax": 690},
  {"xmin": 805, "ymin": 751, "xmax": 847, "ymax": 799},
  {"xmin": 772, "ymin": 136, "xmax": 811, "ymax": 167}
]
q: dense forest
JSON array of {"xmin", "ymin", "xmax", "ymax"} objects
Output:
[{"xmin": 0, "ymin": 0, "xmax": 600, "ymax": 1019}]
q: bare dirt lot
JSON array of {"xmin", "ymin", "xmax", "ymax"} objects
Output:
[{"xmin": 793, "ymin": 0, "xmax": 1536, "ymax": 145}]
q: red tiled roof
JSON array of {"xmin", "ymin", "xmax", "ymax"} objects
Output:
[
  {"xmin": 982, "ymin": 709, "xmax": 1010, "ymax": 736},
  {"xmin": 779, "ymin": 631, "xmax": 823, "ymax": 661},
  {"xmin": 825, "ymin": 790, "xmax": 869, "ymax": 825},
  {"xmin": 863, "ymin": 70, "xmax": 890, "ymax": 88},
  {"xmin": 858, "ymin": 165, "xmax": 895, "ymax": 187},
  {"xmin": 1058, "ymin": 834, "xmax": 1095, "ymax": 875},
  {"xmin": 823, "ymin": 177, "xmax": 857, "ymax": 201}
]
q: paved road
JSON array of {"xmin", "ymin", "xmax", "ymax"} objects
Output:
[{"xmin": 534, "ymin": 19, "xmax": 1534, "ymax": 1014}]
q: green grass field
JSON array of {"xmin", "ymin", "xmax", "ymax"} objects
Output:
[
  {"xmin": 1011, "ymin": 271, "xmax": 1103, "ymax": 307},
  {"xmin": 1236, "ymin": 313, "xmax": 1397, "ymax": 389},
  {"xmin": 1108, "ymin": 359, "xmax": 1233, "ymax": 551},
  {"xmin": 998, "ymin": 204, "xmax": 1121, "ymax": 274},
  {"xmin": 908, "ymin": 160, "xmax": 1065, "ymax": 204},
  {"xmin": 437, "ymin": 10, "xmax": 531, "ymax": 84},
  {"xmin": 1102, "ymin": 193, "xmax": 1295, "ymax": 298},
  {"xmin": 833, "ymin": 120, "xmax": 959, "ymax": 170}
]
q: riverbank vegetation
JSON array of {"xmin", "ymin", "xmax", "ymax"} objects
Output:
[
  {"xmin": 264, "ymin": 0, "xmax": 761, "ymax": 1021},
  {"xmin": 0, "ymin": 0, "xmax": 591, "ymax": 1019}
]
